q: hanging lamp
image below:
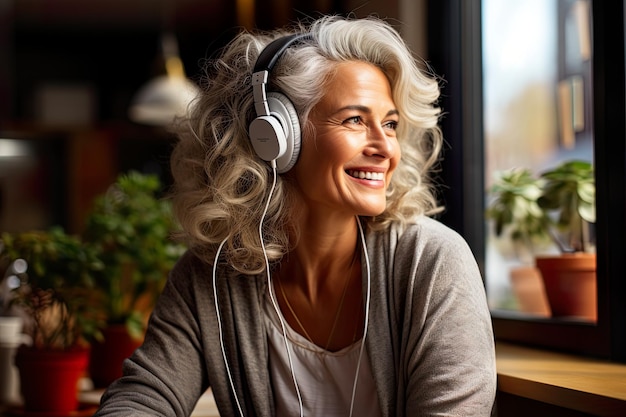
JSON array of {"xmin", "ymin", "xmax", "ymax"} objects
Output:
[{"xmin": 128, "ymin": 32, "xmax": 200, "ymax": 126}]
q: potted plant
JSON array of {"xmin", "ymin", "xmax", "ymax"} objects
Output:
[
  {"xmin": 536, "ymin": 160, "xmax": 596, "ymax": 252},
  {"xmin": 486, "ymin": 167, "xmax": 552, "ymax": 316},
  {"xmin": 535, "ymin": 160, "xmax": 596, "ymax": 321},
  {"xmin": 0, "ymin": 227, "xmax": 106, "ymax": 414},
  {"xmin": 487, "ymin": 160, "xmax": 596, "ymax": 320},
  {"xmin": 82, "ymin": 171, "xmax": 185, "ymax": 388},
  {"xmin": 486, "ymin": 167, "xmax": 552, "ymax": 260}
]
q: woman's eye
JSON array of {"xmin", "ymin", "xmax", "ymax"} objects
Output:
[
  {"xmin": 384, "ymin": 120, "xmax": 399, "ymax": 131},
  {"xmin": 344, "ymin": 116, "xmax": 362, "ymax": 125}
]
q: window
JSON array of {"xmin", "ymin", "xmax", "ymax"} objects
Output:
[
  {"xmin": 428, "ymin": 0, "xmax": 626, "ymax": 361},
  {"xmin": 484, "ymin": 2, "xmax": 594, "ymax": 317}
]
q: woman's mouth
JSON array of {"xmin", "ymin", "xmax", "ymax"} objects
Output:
[{"xmin": 347, "ymin": 170, "xmax": 384, "ymax": 181}]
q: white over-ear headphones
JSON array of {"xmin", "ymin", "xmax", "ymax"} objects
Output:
[{"xmin": 249, "ymin": 33, "xmax": 311, "ymax": 173}]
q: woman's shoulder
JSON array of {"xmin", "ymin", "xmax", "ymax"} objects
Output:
[
  {"xmin": 366, "ymin": 217, "xmax": 480, "ymax": 286},
  {"xmin": 171, "ymin": 249, "xmax": 207, "ymax": 276},
  {"xmin": 169, "ymin": 250, "xmax": 262, "ymax": 296},
  {"xmin": 370, "ymin": 216, "xmax": 470, "ymax": 254},
  {"xmin": 403, "ymin": 215, "xmax": 462, "ymax": 238}
]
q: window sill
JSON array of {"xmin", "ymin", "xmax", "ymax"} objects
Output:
[{"xmin": 496, "ymin": 342, "xmax": 626, "ymax": 416}]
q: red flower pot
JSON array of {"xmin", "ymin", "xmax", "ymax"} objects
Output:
[
  {"xmin": 89, "ymin": 324, "xmax": 143, "ymax": 388},
  {"xmin": 15, "ymin": 345, "xmax": 90, "ymax": 414}
]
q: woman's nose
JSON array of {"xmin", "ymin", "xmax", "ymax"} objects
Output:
[{"xmin": 365, "ymin": 126, "xmax": 397, "ymax": 159}]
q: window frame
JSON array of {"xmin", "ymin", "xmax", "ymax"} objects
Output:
[{"xmin": 427, "ymin": 0, "xmax": 626, "ymax": 361}]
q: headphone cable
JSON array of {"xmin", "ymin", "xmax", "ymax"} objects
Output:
[
  {"xmin": 349, "ymin": 216, "xmax": 370, "ymax": 417},
  {"xmin": 214, "ymin": 159, "xmax": 370, "ymax": 417},
  {"xmin": 212, "ymin": 237, "xmax": 245, "ymax": 417},
  {"xmin": 263, "ymin": 160, "xmax": 306, "ymax": 417}
]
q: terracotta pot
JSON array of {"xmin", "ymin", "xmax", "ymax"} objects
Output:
[
  {"xmin": 15, "ymin": 345, "xmax": 90, "ymax": 413},
  {"xmin": 89, "ymin": 324, "xmax": 143, "ymax": 388},
  {"xmin": 535, "ymin": 253, "xmax": 597, "ymax": 321},
  {"xmin": 509, "ymin": 266, "xmax": 551, "ymax": 317}
]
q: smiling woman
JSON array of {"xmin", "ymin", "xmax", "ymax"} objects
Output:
[
  {"xmin": 94, "ymin": 15, "xmax": 497, "ymax": 417},
  {"xmin": 296, "ymin": 61, "xmax": 401, "ymax": 217}
]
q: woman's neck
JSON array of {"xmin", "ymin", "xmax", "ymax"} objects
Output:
[
  {"xmin": 284, "ymin": 215, "xmax": 360, "ymax": 297},
  {"xmin": 274, "ymin": 216, "xmax": 365, "ymax": 351}
]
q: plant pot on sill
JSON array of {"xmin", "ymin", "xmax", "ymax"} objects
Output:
[
  {"xmin": 509, "ymin": 266, "xmax": 551, "ymax": 317},
  {"xmin": 14, "ymin": 345, "xmax": 90, "ymax": 414},
  {"xmin": 89, "ymin": 324, "xmax": 143, "ymax": 388},
  {"xmin": 535, "ymin": 253, "xmax": 597, "ymax": 322}
]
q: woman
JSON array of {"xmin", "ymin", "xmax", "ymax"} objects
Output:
[{"xmin": 95, "ymin": 15, "xmax": 496, "ymax": 417}]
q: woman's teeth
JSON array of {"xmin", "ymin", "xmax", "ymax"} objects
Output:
[{"xmin": 347, "ymin": 170, "xmax": 384, "ymax": 181}]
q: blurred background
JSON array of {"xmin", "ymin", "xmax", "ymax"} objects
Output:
[
  {"xmin": 4, "ymin": 3, "xmax": 626, "ymax": 415},
  {"xmin": 0, "ymin": 0, "xmax": 598, "ymax": 318},
  {"xmin": 0, "ymin": 0, "xmax": 427, "ymax": 235}
]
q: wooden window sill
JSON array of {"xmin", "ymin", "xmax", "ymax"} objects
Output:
[{"xmin": 496, "ymin": 342, "xmax": 626, "ymax": 416}]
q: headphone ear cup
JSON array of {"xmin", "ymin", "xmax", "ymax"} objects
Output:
[
  {"xmin": 267, "ymin": 92, "xmax": 301, "ymax": 173},
  {"xmin": 249, "ymin": 113, "xmax": 287, "ymax": 163}
]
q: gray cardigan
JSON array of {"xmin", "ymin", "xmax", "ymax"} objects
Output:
[{"xmin": 95, "ymin": 217, "xmax": 496, "ymax": 416}]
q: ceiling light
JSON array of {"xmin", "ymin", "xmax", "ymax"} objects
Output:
[{"xmin": 128, "ymin": 32, "xmax": 200, "ymax": 126}]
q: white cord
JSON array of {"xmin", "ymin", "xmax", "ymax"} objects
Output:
[
  {"xmin": 212, "ymin": 237, "xmax": 245, "ymax": 417},
  {"xmin": 263, "ymin": 160, "xmax": 305, "ymax": 417},
  {"xmin": 349, "ymin": 216, "xmax": 371, "ymax": 417},
  {"xmin": 214, "ymin": 158, "xmax": 371, "ymax": 417},
  {"xmin": 214, "ymin": 159, "xmax": 304, "ymax": 417}
]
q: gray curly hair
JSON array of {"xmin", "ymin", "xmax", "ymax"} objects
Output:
[{"xmin": 169, "ymin": 15, "xmax": 444, "ymax": 274}]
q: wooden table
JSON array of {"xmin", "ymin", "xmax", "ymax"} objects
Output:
[{"xmin": 496, "ymin": 342, "xmax": 626, "ymax": 416}]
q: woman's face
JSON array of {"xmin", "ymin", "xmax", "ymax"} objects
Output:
[{"xmin": 292, "ymin": 61, "xmax": 401, "ymax": 218}]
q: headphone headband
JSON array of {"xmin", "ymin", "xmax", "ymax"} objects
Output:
[
  {"xmin": 253, "ymin": 33, "xmax": 313, "ymax": 73},
  {"xmin": 251, "ymin": 33, "xmax": 312, "ymax": 117}
]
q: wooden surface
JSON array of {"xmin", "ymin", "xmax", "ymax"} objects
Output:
[
  {"xmin": 496, "ymin": 342, "xmax": 626, "ymax": 416},
  {"xmin": 79, "ymin": 389, "xmax": 220, "ymax": 416}
]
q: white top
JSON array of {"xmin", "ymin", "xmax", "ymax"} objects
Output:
[{"xmin": 264, "ymin": 288, "xmax": 381, "ymax": 417}]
